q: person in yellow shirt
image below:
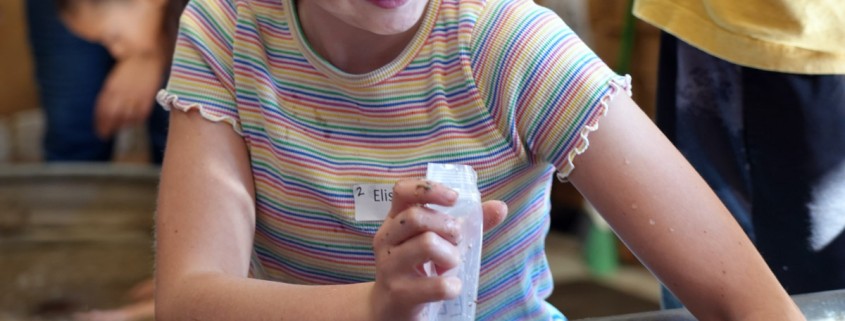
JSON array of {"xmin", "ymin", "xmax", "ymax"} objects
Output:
[{"xmin": 634, "ymin": 0, "xmax": 845, "ymax": 308}]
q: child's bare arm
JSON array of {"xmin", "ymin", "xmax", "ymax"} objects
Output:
[
  {"xmin": 155, "ymin": 110, "xmax": 373, "ymax": 320},
  {"xmin": 154, "ymin": 110, "xmax": 507, "ymax": 320},
  {"xmin": 568, "ymin": 94, "xmax": 804, "ymax": 321}
]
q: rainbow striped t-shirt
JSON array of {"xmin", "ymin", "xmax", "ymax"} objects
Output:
[{"xmin": 158, "ymin": 0, "xmax": 629, "ymax": 319}]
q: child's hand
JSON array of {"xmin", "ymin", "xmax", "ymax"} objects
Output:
[
  {"xmin": 125, "ymin": 278, "xmax": 155, "ymax": 301},
  {"xmin": 370, "ymin": 178, "xmax": 507, "ymax": 321},
  {"xmin": 72, "ymin": 299, "xmax": 154, "ymax": 321},
  {"xmin": 94, "ymin": 55, "xmax": 164, "ymax": 139}
]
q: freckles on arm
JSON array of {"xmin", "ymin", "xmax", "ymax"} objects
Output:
[{"xmin": 567, "ymin": 93, "xmax": 802, "ymax": 320}]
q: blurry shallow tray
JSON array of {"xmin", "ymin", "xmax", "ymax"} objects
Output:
[
  {"xmin": 578, "ymin": 289, "xmax": 845, "ymax": 320},
  {"xmin": 0, "ymin": 164, "xmax": 160, "ymax": 320}
]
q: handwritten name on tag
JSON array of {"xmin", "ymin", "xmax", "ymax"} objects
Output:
[{"xmin": 353, "ymin": 184, "xmax": 395, "ymax": 221}]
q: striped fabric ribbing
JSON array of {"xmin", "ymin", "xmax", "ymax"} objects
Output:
[{"xmin": 158, "ymin": 0, "xmax": 628, "ymax": 319}]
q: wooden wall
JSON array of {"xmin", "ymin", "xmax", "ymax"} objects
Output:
[
  {"xmin": 0, "ymin": 0, "xmax": 39, "ymax": 116},
  {"xmin": 588, "ymin": 0, "xmax": 660, "ymax": 116}
]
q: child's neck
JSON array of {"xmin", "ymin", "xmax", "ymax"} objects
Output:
[{"xmin": 297, "ymin": 2, "xmax": 422, "ymax": 74}]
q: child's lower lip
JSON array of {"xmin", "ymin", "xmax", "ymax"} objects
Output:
[{"xmin": 367, "ymin": 0, "xmax": 409, "ymax": 9}]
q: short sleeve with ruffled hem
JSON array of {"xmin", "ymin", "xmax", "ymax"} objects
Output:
[
  {"xmin": 157, "ymin": 0, "xmax": 242, "ymax": 135},
  {"xmin": 469, "ymin": 0, "xmax": 632, "ymax": 181}
]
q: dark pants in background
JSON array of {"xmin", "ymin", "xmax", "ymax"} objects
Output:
[
  {"xmin": 26, "ymin": 0, "xmax": 167, "ymax": 164},
  {"xmin": 656, "ymin": 33, "xmax": 845, "ymax": 308}
]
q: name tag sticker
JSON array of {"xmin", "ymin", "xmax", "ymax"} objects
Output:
[{"xmin": 353, "ymin": 184, "xmax": 395, "ymax": 221}]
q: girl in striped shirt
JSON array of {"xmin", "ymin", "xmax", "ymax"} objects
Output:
[{"xmin": 153, "ymin": 0, "xmax": 805, "ymax": 319}]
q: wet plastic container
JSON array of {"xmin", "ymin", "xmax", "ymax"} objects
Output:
[{"xmin": 424, "ymin": 163, "xmax": 484, "ymax": 321}]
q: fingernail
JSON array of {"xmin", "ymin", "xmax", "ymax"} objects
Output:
[
  {"xmin": 446, "ymin": 188, "xmax": 458, "ymax": 201},
  {"xmin": 454, "ymin": 218, "xmax": 465, "ymax": 243},
  {"xmin": 448, "ymin": 277, "xmax": 463, "ymax": 294}
]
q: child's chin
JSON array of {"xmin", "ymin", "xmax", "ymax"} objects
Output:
[{"xmin": 366, "ymin": 20, "xmax": 419, "ymax": 35}]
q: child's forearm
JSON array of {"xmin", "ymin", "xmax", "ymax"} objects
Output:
[
  {"xmin": 569, "ymin": 94, "xmax": 805, "ymax": 320},
  {"xmin": 156, "ymin": 273, "xmax": 374, "ymax": 320},
  {"xmin": 156, "ymin": 112, "xmax": 376, "ymax": 320}
]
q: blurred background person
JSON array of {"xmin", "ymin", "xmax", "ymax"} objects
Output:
[
  {"xmin": 24, "ymin": 0, "xmax": 187, "ymax": 319},
  {"xmin": 26, "ymin": 0, "xmax": 186, "ymax": 164},
  {"xmin": 634, "ymin": 0, "xmax": 845, "ymax": 308}
]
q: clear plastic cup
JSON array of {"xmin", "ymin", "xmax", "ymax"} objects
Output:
[{"xmin": 423, "ymin": 163, "xmax": 483, "ymax": 321}]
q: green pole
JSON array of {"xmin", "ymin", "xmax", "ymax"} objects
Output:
[{"xmin": 585, "ymin": 0, "xmax": 636, "ymax": 277}]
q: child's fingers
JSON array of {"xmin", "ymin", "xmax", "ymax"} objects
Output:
[
  {"xmin": 127, "ymin": 95, "xmax": 154, "ymax": 126},
  {"xmin": 137, "ymin": 97, "xmax": 155, "ymax": 122},
  {"xmin": 412, "ymin": 276, "xmax": 462, "ymax": 303},
  {"xmin": 380, "ymin": 231, "xmax": 461, "ymax": 276},
  {"xmin": 376, "ymin": 205, "xmax": 461, "ymax": 248},
  {"xmin": 482, "ymin": 200, "xmax": 508, "ymax": 232},
  {"xmin": 388, "ymin": 179, "xmax": 458, "ymax": 218},
  {"xmin": 122, "ymin": 101, "xmax": 138, "ymax": 127},
  {"xmin": 388, "ymin": 275, "xmax": 462, "ymax": 307},
  {"xmin": 94, "ymin": 98, "xmax": 111, "ymax": 139},
  {"xmin": 95, "ymin": 100, "xmax": 121, "ymax": 139},
  {"xmin": 126, "ymin": 278, "xmax": 155, "ymax": 300}
]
